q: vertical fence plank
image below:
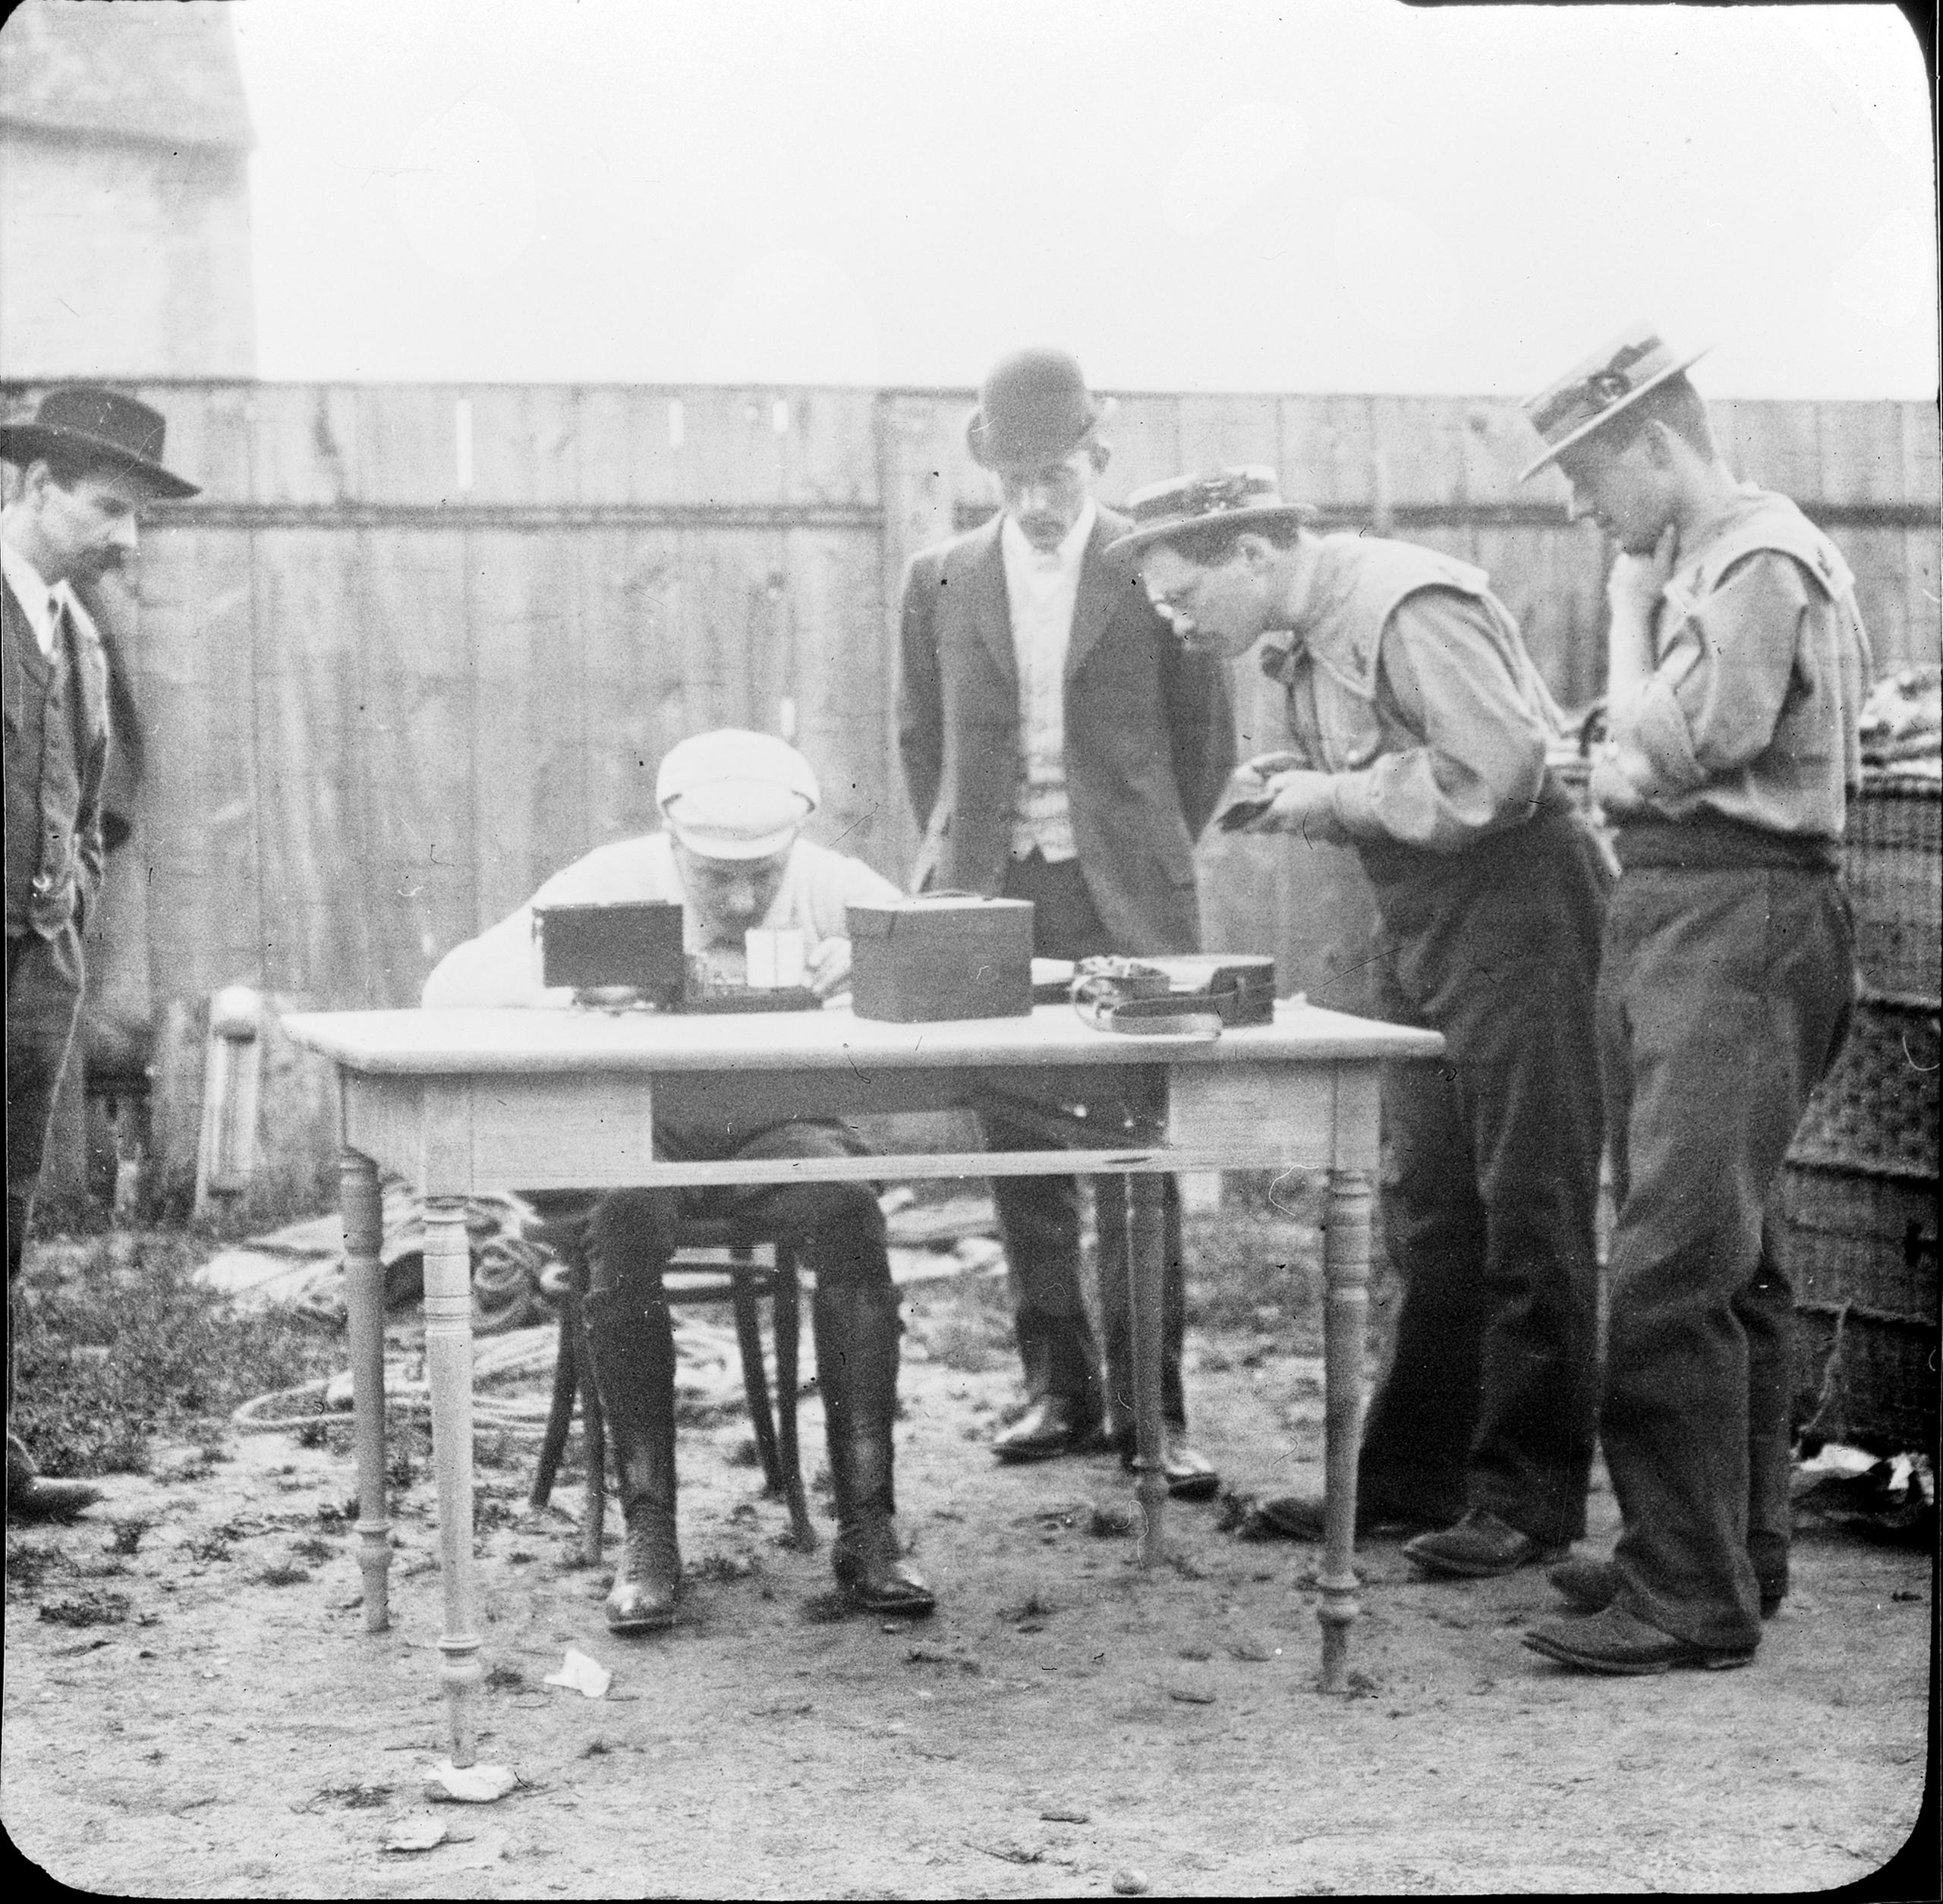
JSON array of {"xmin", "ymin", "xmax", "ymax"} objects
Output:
[
  {"xmin": 1725, "ymin": 400, "xmax": 1821, "ymax": 499},
  {"xmin": 467, "ymin": 527, "xmax": 587, "ymax": 924},
  {"xmin": 785, "ymin": 388, "xmax": 880, "ymax": 507},
  {"xmin": 1177, "ymin": 395, "xmax": 1280, "ymax": 477},
  {"xmin": 1097, "ymin": 393, "xmax": 1184, "ymax": 506},
  {"xmin": 1901, "ymin": 526, "xmax": 1942, "ymax": 671},
  {"xmin": 136, "ymin": 528, "xmax": 262, "ymax": 1006},
  {"xmin": 1817, "ymin": 401, "xmax": 1906, "ymax": 505},
  {"xmin": 357, "ymin": 386, "xmax": 463, "ymax": 507},
  {"xmin": 790, "ymin": 527, "xmax": 897, "ymax": 880},
  {"xmin": 467, "ymin": 386, "xmax": 580, "ymax": 505},
  {"xmin": 134, "ymin": 382, "xmax": 253, "ymax": 503},
  {"xmin": 251, "ymin": 527, "xmax": 373, "ymax": 1001},
  {"xmin": 578, "ymin": 527, "xmax": 680, "ymax": 850},
  {"xmin": 247, "ymin": 384, "xmax": 359, "ymax": 505},
  {"xmin": 350, "ymin": 527, "xmax": 475, "ymax": 1000},
  {"xmin": 1279, "ymin": 395, "xmax": 1375, "ymax": 510}
]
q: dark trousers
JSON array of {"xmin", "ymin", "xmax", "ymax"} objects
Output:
[
  {"xmin": 582, "ymin": 1122, "xmax": 893, "ymax": 1307},
  {"xmin": 1599, "ymin": 864, "xmax": 1853, "ymax": 1651},
  {"xmin": 1356, "ymin": 809, "xmax": 1609, "ymax": 1546},
  {"xmin": 984, "ymin": 851, "xmax": 1189, "ymax": 1428},
  {"xmin": 7, "ymin": 924, "xmax": 85, "ymax": 1436}
]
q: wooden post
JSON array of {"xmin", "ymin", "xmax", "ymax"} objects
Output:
[
  {"xmin": 422, "ymin": 1194, "xmax": 483, "ymax": 1766},
  {"xmin": 1319, "ymin": 1166, "xmax": 1373, "ymax": 1694},
  {"xmin": 1128, "ymin": 1171, "xmax": 1170, "ymax": 1568},
  {"xmin": 341, "ymin": 1151, "xmax": 390, "ymax": 1633}
]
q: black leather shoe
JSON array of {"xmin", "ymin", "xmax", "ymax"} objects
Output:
[
  {"xmin": 1548, "ymin": 1556, "xmax": 1784, "ymax": 1620},
  {"xmin": 992, "ymin": 1395, "xmax": 1101, "ymax": 1463},
  {"xmin": 1116, "ymin": 1432, "xmax": 1220, "ymax": 1501},
  {"xmin": 833, "ymin": 1522, "xmax": 937, "ymax": 1617},
  {"xmin": 1402, "ymin": 1508, "xmax": 1565, "ymax": 1578},
  {"xmin": 1240, "ymin": 1493, "xmax": 1446, "ymax": 1543},
  {"xmin": 6, "ymin": 1474, "xmax": 104, "ymax": 1524},
  {"xmin": 1523, "ymin": 1604, "xmax": 1756, "ymax": 1676}
]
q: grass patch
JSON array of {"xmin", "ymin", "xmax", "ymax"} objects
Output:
[
  {"xmin": 11, "ymin": 1231, "xmax": 342, "ymax": 1480},
  {"xmin": 37, "ymin": 1589, "xmax": 130, "ymax": 1627}
]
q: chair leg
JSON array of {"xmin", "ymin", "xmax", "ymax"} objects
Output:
[
  {"xmin": 732, "ymin": 1270, "xmax": 786, "ymax": 1496},
  {"xmin": 530, "ymin": 1282, "xmax": 582, "ymax": 1511},
  {"xmin": 773, "ymin": 1242, "xmax": 816, "ymax": 1552}
]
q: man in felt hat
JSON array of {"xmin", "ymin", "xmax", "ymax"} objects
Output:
[
  {"xmin": 1513, "ymin": 327, "xmax": 1871, "ymax": 1676},
  {"xmin": 2, "ymin": 387, "xmax": 197, "ymax": 1523},
  {"xmin": 1109, "ymin": 466, "xmax": 1611, "ymax": 1580},
  {"xmin": 424, "ymin": 729, "xmax": 938, "ymax": 1628},
  {"xmin": 897, "ymin": 348, "xmax": 1237, "ymax": 1494}
]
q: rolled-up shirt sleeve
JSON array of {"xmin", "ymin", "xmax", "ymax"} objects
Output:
[
  {"xmin": 1327, "ymin": 591, "xmax": 1549, "ymax": 851},
  {"xmin": 1614, "ymin": 552, "xmax": 1808, "ymax": 795}
]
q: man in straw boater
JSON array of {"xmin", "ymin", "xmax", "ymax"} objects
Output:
[
  {"xmin": 1515, "ymin": 326, "xmax": 1870, "ymax": 1675},
  {"xmin": 3, "ymin": 388, "xmax": 198, "ymax": 1523},
  {"xmin": 1106, "ymin": 465, "xmax": 1611, "ymax": 1581},
  {"xmin": 424, "ymin": 729, "xmax": 937, "ymax": 1627},
  {"xmin": 897, "ymin": 348, "xmax": 1236, "ymax": 1497}
]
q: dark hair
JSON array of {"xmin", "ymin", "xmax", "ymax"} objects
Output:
[
  {"xmin": 1162, "ymin": 517, "xmax": 1305, "ymax": 568},
  {"xmin": 1587, "ymin": 373, "xmax": 1717, "ymax": 461}
]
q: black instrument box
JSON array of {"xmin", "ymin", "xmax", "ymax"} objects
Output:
[{"xmin": 534, "ymin": 902, "xmax": 687, "ymax": 1006}]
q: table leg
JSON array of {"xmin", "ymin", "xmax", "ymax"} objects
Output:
[
  {"xmin": 423, "ymin": 1195, "xmax": 484, "ymax": 1766},
  {"xmin": 1319, "ymin": 1166, "xmax": 1372, "ymax": 1694},
  {"xmin": 1127, "ymin": 1171, "xmax": 1169, "ymax": 1568},
  {"xmin": 342, "ymin": 1152, "xmax": 389, "ymax": 1633}
]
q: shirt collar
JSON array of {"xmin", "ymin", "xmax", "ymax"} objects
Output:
[{"xmin": 0, "ymin": 538, "xmax": 64, "ymax": 653}]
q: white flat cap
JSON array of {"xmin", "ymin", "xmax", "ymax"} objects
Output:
[{"xmin": 656, "ymin": 729, "xmax": 820, "ymax": 861}]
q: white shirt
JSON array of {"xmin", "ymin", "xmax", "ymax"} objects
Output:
[
  {"xmin": 1, "ymin": 539, "xmax": 67, "ymax": 662},
  {"xmin": 1000, "ymin": 497, "xmax": 1095, "ymax": 861},
  {"xmin": 420, "ymin": 832, "xmax": 903, "ymax": 1008}
]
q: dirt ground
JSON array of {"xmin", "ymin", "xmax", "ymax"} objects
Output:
[{"xmin": 3, "ymin": 1210, "xmax": 1933, "ymax": 1899}]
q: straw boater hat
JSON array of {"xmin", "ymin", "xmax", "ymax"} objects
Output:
[
  {"xmin": 656, "ymin": 729, "xmax": 820, "ymax": 861},
  {"xmin": 1104, "ymin": 467, "xmax": 1317, "ymax": 559},
  {"xmin": 964, "ymin": 348, "xmax": 1116, "ymax": 471},
  {"xmin": 1519, "ymin": 323, "xmax": 1712, "ymax": 483},
  {"xmin": 0, "ymin": 386, "xmax": 200, "ymax": 499}
]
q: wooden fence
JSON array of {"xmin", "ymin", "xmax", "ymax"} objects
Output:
[{"xmin": 5, "ymin": 379, "xmax": 1938, "ymax": 1204}]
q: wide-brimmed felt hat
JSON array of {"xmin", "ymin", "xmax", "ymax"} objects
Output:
[
  {"xmin": 0, "ymin": 386, "xmax": 200, "ymax": 499},
  {"xmin": 965, "ymin": 347, "xmax": 1116, "ymax": 471},
  {"xmin": 1104, "ymin": 467, "xmax": 1317, "ymax": 559},
  {"xmin": 1519, "ymin": 323, "xmax": 1712, "ymax": 482},
  {"xmin": 657, "ymin": 729, "xmax": 820, "ymax": 861}
]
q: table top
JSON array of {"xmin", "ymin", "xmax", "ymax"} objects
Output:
[{"xmin": 283, "ymin": 999, "xmax": 1443, "ymax": 1076}]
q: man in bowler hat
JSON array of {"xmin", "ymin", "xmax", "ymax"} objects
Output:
[
  {"xmin": 2, "ymin": 386, "xmax": 197, "ymax": 1522},
  {"xmin": 1517, "ymin": 328, "xmax": 1870, "ymax": 1675},
  {"xmin": 897, "ymin": 348, "xmax": 1236, "ymax": 1495},
  {"xmin": 1110, "ymin": 465, "xmax": 1610, "ymax": 1578}
]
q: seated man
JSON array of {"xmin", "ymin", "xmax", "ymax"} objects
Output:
[{"xmin": 423, "ymin": 729, "xmax": 935, "ymax": 1631}]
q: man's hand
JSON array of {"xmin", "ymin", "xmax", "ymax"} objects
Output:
[
  {"xmin": 1243, "ymin": 769, "xmax": 1348, "ymax": 842},
  {"xmin": 807, "ymin": 936, "xmax": 852, "ymax": 999},
  {"xmin": 1237, "ymin": 749, "xmax": 1305, "ymax": 789},
  {"xmin": 1588, "ymin": 745, "xmax": 1650, "ymax": 820},
  {"xmin": 1606, "ymin": 524, "xmax": 1678, "ymax": 633}
]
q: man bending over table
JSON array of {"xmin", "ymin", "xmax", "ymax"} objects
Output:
[{"xmin": 422, "ymin": 729, "xmax": 935, "ymax": 1630}]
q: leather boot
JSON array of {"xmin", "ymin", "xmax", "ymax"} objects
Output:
[
  {"xmin": 581, "ymin": 1288, "xmax": 682, "ymax": 1632},
  {"xmin": 814, "ymin": 1276, "xmax": 935, "ymax": 1617}
]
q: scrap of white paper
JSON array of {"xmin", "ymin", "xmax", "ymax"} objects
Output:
[
  {"xmin": 423, "ymin": 1760, "xmax": 518, "ymax": 1803},
  {"xmin": 543, "ymin": 1647, "xmax": 613, "ymax": 1699}
]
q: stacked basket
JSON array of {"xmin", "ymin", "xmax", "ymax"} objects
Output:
[{"xmin": 1781, "ymin": 772, "xmax": 1941, "ymax": 1451}]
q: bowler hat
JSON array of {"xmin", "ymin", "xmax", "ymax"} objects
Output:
[
  {"xmin": 657, "ymin": 729, "xmax": 820, "ymax": 861},
  {"xmin": 1104, "ymin": 467, "xmax": 1316, "ymax": 559},
  {"xmin": 0, "ymin": 386, "xmax": 200, "ymax": 499},
  {"xmin": 1519, "ymin": 323, "xmax": 1711, "ymax": 482},
  {"xmin": 965, "ymin": 348, "xmax": 1114, "ymax": 471}
]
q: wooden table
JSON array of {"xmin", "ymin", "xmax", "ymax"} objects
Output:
[{"xmin": 284, "ymin": 999, "xmax": 1442, "ymax": 1764}]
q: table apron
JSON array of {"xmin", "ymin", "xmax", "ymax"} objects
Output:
[{"xmin": 339, "ymin": 1058, "xmax": 1381, "ymax": 1194}]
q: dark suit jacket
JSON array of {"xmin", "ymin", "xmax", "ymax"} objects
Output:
[
  {"xmin": 3, "ymin": 574, "xmax": 110, "ymax": 936},
  {"xmin": 897, "ymin": 505, "xmax": 1236, "ymax": 955}
]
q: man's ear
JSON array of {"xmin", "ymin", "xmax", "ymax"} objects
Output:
[{"xmin": 1642, "ymin": 419, "xmax": 1685, "ymax": 469}]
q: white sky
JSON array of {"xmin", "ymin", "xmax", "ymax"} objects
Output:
[{"xmin": 230, "ymin": 0, "xmax": 1939, "ymax": 396}]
